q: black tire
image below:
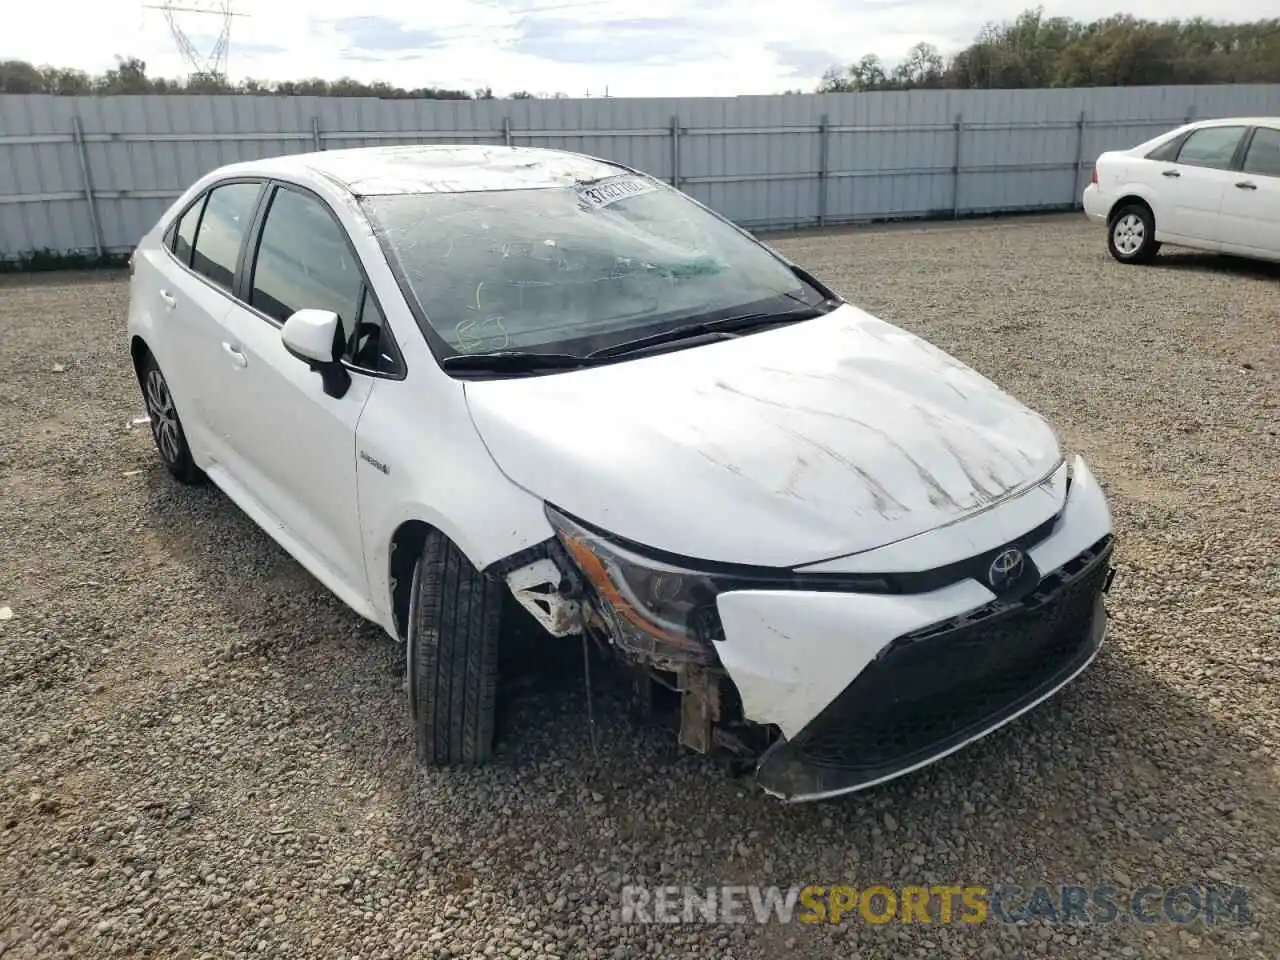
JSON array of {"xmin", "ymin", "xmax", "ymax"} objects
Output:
[
  {"xmin": 1107, "ymin": 203, "xmax": 1161, "ymax": 264},
  {"xmin": 139, "ymin": 352, "xmax": 205, "ymax": 484},
  {"xmin": 407, "ymin": 530, "xmax": 502, "ymax": 766}
]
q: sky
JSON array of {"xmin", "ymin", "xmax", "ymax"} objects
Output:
[{"xmin": 4, "ymin": 0, "xmax": 1280, "ymax": 98}]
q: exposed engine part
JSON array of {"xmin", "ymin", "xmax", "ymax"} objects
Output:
[
  {"xmin": 677, "ymin": 665, "xmax": 722, "ymax": 754},
  {"xmin": 712, "ymin": 726, "xmax": 759, "ymax": 758},
  {"xmin": 582, "ymin": 630, "xmax": 599, "ymax": 759},
  {"xmin": 495, "ymin": 542, "xmax": 774, "ymax": 766}
]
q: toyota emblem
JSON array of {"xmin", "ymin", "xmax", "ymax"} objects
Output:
[{"xmin": 987, "ymin": 547, "xmax": 1025, "ymax": 590}]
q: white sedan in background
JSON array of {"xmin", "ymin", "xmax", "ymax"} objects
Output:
[
  {"xmin": 128, "ymin": 145, "xmax": 1116, "ymax": 802},
  {"xmin": 1083, "ymin": 116, "xmax": 1280, "ymax": 264}
]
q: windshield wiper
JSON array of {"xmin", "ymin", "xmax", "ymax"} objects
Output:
[
  {"xmin": 440, "ymin": 299, "xmax": 840, "ymax": 371},
  {"xmin": 587, "ymin": 300, "xmax": 837, "ymax": 361},
  {"xmin": 703, "ymin": 301, "xmax": 837, "ymax": 332},
  {"xmin": 439, "ymin": 350, "xmax": 596, "ymax": 373}
]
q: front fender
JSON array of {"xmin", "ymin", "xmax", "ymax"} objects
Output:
[
  {"xmin": 355, "ymin": 375, "xmax": 554, "ymax": 635},
  {"xmin": 363, "ymin": 489, "xmax": 552, "ymax": 633}
]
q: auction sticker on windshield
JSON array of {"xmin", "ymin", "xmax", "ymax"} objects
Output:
[{"xmin": 577, "ymin": 175, "xmax": 657, "ymax": 209}]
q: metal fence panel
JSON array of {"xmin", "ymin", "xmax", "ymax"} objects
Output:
[{"xmin": 2, "ymin": 84, "xmax": 1280, "ymax": 259}]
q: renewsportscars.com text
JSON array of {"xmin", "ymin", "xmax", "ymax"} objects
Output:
[{"xmin": 620, "ymin": 884, "xmax": 1251, "ymax": 926}]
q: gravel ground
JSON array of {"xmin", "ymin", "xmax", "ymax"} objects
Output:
[{"xmin": 2, "ymin": 213, "xmax": 1278, "ymax": 960}]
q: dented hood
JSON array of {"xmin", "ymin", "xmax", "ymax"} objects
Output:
[{"xmin": 463, "ymin": 304, "xmax": 1063, "ymax": 568}]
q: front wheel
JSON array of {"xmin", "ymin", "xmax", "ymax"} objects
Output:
[
  {"xmin": 1107, "ymin": 204, "xmax": 1161, "ymax": 264},
  {"xmin": 406, "ymin": 530, "xmax": 502, "ymax": 766}
]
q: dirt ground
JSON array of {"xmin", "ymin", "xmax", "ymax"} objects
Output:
[{"xmin": 1, "ymin": 213, "xmax": 1278, "ymax": 959}]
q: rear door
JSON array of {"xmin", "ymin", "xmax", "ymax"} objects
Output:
[
  {"xmin": 144, "ymin": 191, "xmax": 212, "ymax": 436},
  {"xmin": 152, "ymin": 180, "xmax": 264, "ymax": 461},
  {"xmin": 1156, "ymin": 125, "xmax": 1248, "ymax": 244},
  {"xmin": 1218, "ymin": 125, "xmax": 1280, "ymax": 259}
]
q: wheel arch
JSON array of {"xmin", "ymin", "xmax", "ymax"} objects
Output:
[
  {"xmin": 130, "ymin": 335, "xmax": 152, "ymax": 385},
  {"xmin": 384, "ymin": 513, "xmax": 567, "ymax": 643},
  {"xmin": 388, "ymin": 519, "xmax": 434, "ymax": 640},
  {"xmin": 1107, "ymin": 194, "xmax": 1154, "ymax": 226}
]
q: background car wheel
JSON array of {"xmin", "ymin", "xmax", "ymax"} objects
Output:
[
  {"xmin": 407, "ymin": 529, "xmax": 502, "ymax": 766},
  {"xmin": 140, "ymin": 352, "xmax": 204, "ymax": 484},
  {"xmin": 1107, "ymin": 203, "xmax": 1161, "ymax": 264}
]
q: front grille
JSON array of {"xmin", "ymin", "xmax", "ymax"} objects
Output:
[{"xmin": 793, "ymin": 536, "xmax": 1112, "ymax": 773}]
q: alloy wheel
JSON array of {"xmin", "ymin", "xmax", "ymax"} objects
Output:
[{"xmin": 145, "ymin": 368, "xmax": 182, "ymax": 465}]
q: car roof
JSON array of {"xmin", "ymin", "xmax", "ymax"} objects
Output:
[
  {"xmin": 218, "ymin": 144, "xmax": 630, "ymax": 197},
  {"xmin": 1128, "ymin": 116, "xmax": 1280, "ymax": 152},
  {"xmin": 1187, "ymin": 116, "xmax": 1280, "ymax": 130}
]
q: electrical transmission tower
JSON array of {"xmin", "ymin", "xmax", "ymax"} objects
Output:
[{"xmin": 142, "ymin": 1, "xmax": 249, "ymax": 82}]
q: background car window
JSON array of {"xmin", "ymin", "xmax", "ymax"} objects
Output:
[
  {"xmin": 190, "ymin": 182, "xmax": 261, "ymax": 290},
  {"xmin": 1175, "ymin": 127, "xmax": 1245, "ymax": 169},
  {"xmin": 1242, "ymin": 127, "xmax": 1280, "ymax": 177},
  {"xmin": 171, "ymin": 194, "xmax": 206, "ymax": 268},
  {"xmin": 250, "ymin": 187, "xmax": 363, "ymax": 331}
]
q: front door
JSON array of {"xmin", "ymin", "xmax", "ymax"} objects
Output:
[
  {"xmin": 1218, "ymin": 125, "xmax": 1280, "ymax": 258},
  {"xmin": 209, "ymin": 183, "xmax": 376, "ymax": 598},
  {"xmin": 1157, "ymin": 124, "xmax": 1248, "ymax": 244}
]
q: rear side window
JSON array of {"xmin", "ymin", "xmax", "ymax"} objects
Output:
[
  {"xmin": 1242, "ymin": 127, "xmax": 1280, "ymax": 177},
  {"xmin": 1175, "ymin": 126, "xmax": 1246, "ymax": 169},
  {"xmin": 190, "ymin": 182, "xmax": 262, "ymax": 291},
  {"xmin": 1145, "ymin": 137, "xmax": 1182, "ymax": 162},
  {"xmin": 249, "ymin": 186, "xmax": 363, "ymax": 331},
  {"xmin": 170, "ymin": 195, "xmax": 206, "ymax": 267}
]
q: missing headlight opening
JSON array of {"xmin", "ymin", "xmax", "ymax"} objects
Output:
[{"xmin": 494, "ymin": 506, "xmax": 781, "ymax": 768}]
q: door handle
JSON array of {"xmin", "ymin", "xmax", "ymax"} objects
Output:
[
  {"xmin": 1161, "ymin": 169, "xmax": 1181, "ymax": 178},
  {"xmin": 1236, "ymin": 181, "xmax": 1258, "ymax": 190},
  {"xmin": 221, "ymin": 342, "xmax": 247, "ymax": 368},
  {"xmin": 159, "ymin": 290, "xmax": 177, "ymax": 309}
]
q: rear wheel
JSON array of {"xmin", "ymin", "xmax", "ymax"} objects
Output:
[
  {"xmin": 406, "ymin": 530, "xmax": 502, "ymax": 766},
  {"xmin": 1107, "ymin": 204, "xmax": 1160, "ymax": 264},
  {"xmin": 140, "ymin": 352, "xmax": 204, "ymax": 484}
]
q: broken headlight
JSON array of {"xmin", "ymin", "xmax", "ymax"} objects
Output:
[{"xmin": 544, "ymin": 504, "xmax": 723, "ymax": 666}]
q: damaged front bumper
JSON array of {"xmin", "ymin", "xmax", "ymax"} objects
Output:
[
  {"xmin": 710, "ymin": 454, "xmax": 1117, "ymax": 801},
  {"xmin": 500, "ymin": 455, "xmax": 1116, "ymax": 803},
  {"xmin": 752, "ymin": 541, "xmax": 1112, "ymax": 802}
]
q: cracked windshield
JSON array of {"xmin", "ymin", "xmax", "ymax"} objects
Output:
[{"xmin": 363, "ymin": 174, "xmax": 812, "ymax": 356}]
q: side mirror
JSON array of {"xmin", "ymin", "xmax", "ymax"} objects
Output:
[{"xmin": 281, "ymin": 309, "xmax": 351, "ymax": 399}]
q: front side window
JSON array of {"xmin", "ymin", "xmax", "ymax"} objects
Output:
[
  {"xmin": 362, "ymin": 174, "xmax": 823, "ymax": 358},
  {"xmin": 346, "ymin": 291, "xmax": 400, "ymax": 374},
  {"xmin": 1175, "ymin": 127, "xmax": 1246, "ymax": 170},
  {"xmin": 249, "ymin": 187, "xmax": 364, "ymax": 332},
  {"xmin": 1242, "ymin": 127, "xmax": 1280, "ymax": 178},
  {"xmin": 190, "ymin": 181, "xmax": 262, "ymax": 290}
]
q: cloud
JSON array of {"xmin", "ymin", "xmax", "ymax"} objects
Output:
[
  {"xmin": 234, "ymin": 42, "xmax": 289, "ymax": 57},
  {"xmin": 768, "ymin": 43, "xmax": 847, "ymax": 79},
  {"xmin": 513, "ymin": 17, "xmax": 710, "ymax": 65},
  {"xmin": 182, "ymin": 33, "xmax": 287, "ymax": 59},
  {"xmin": 330, "ymin": 16, "xmax": 451, "ymax": 53}
]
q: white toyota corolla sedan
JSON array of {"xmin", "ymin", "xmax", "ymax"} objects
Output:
[
  {"xmin": 128, "ymin": 145, "xmax": 1116, "ymax": 802},
  {"xmin": 1083, "ymin": 116, "xmax": 1280, "ymax": 264}
]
